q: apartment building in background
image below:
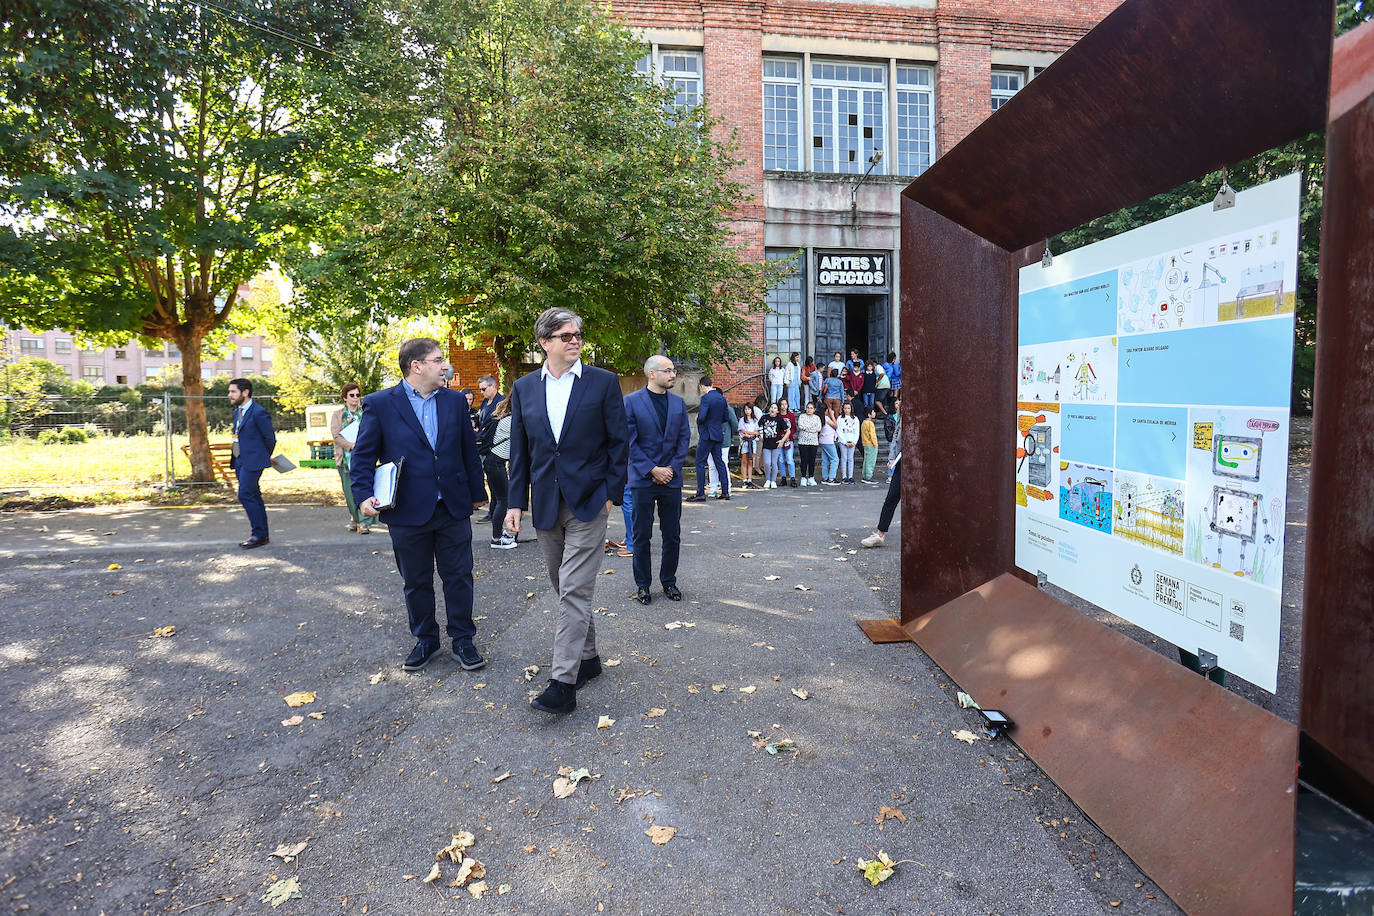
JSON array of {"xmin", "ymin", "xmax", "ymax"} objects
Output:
[{"xmin": 2, "ymin": 327, "xmax": 277, "ymax": 387}]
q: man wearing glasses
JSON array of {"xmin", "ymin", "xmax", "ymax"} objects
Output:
[
  {"xmin": 476, "ymin": 375, "xmax": 504, "ymax": 425},
  {"xmin": 623, "ymin": 355, "xmax": 690, "ymax": 605},
  {"xmin": 351, "ymin": 338, "xmax": 489, "ymax": 673},
  {"xmin": 506, "ymin": 308, "xmax": 628, "ymax": 715}
]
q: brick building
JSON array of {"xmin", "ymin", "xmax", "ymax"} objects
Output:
[{"xmin": 448, "ymin": 0, "xmax": 1122, "ymax": 400}]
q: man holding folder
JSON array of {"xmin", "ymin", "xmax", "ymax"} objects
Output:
[{"xmin": 352, "ymin": 338, "xmax": 489, "ymax": 672}]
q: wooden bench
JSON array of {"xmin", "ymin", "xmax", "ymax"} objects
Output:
[{"xmin": 180, "ymin": 442, "xmax": 237, "ymax": 486}]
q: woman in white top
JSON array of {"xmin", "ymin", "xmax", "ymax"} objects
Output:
[
  {"xmin": 819, "ymin": 406, "xmax": 839, "ymax": 484},
  {"xmin": 793, "ymin": 400, "xmax": 822, "ymax": 486},
  {"xmin": 784, "ymin": 352, "xmax": 801, "ymax": 413},
  {"xmin": 738, "ymin": 404, "xmax": 761, "ymax": 489},
  {"xmin": 836, "ymin": 400, "xmax": 861, "ymax": 484},
  {"xmin": 768, "ymin": 356, "xmax": 785, "ymax": 405}
]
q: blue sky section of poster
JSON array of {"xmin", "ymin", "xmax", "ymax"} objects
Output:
[
  {"xmin": 1117, "ymin": 320, "xmax": 1295, "ymax": 408},
  {"xmin": 1018, "ymin": 271, "xmax": 1118, "ymax": 346},
  {"xmin": 1115, "ymin": 407, "xmax": 1188, "ymax": 479},
  {"xmin": 1060, "ymin": 405, "xmax": 1114, "ymax": 468}
]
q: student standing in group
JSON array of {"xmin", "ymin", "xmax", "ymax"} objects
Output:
[
  {"xmin": 477, "ymin": 396, "xmax": 518, "ymax": 549},
  {"xmin": 768, "ymin": 356, "xmax": 786, "ymax": 405},
  {"xmin": 331, "ymin": 383, "xmax": 368, "ymax": 534},
  {"xmin": 837, "ymin": 400, "xmax": 860, "ymax": 484},
  {"xmin": 819, "ymin": 405, "xmax": 839, "ymax": 485},
  {"xmin": 624, "ymin": 355, "xmax": 690, "ymax": 605},
  {"xmin": 353, "ymin": 339, "xmax": 488, "ymax": 672},
  {"xmin": 505, "ymin": 308, "xmax": 628, "ymax": 716},
  {"xmin": 861, "ymin": 360, "xmax": 879, "ymax": 411},
  {"xmin": 785, "ymin": 352, "xmax": 802, "ymax": 413},
  {"xmin": 776, "ymin": 397, "xmax": 798, "ymax": 488},
  {"xmin": 759, "ymin": 403, "xmax": 786, "ymax": 489},
  {"xmin": 794, "ymin": 400, "xmax": 821, "ymax": 486},
  {"xmin": 875, "ymin": 358, "xmax": 892, "ymax": 412},
  {"xmin": 886, "ymin": 350, "xmax": 901, "ymax": 403},
  {"xmin": 844, "ymin": 363, "xmax": 865, "ymax": 401},
  {"xmin": 738, "ymin": 404, "xmax": 760, "ymax": 488},
  {"xmin": 859, "ymin": 407, "xmax": 879, "ymax": 483},
  {"xmin": 228, "ymin": 377, "xmax": 276, "ymax": 549},
  {"xmin": 828, "ymin": 351, "xmax": 845, "ymax": 373},
  {"xmin": 823, "ymin": 368, "xmax": 845, "ymax": 418},
  {"xmin": 808, "ymin": 361, "xmax": 825, "ymax": 407}
]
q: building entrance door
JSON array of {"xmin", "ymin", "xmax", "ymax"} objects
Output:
[
  {"xmin": 843, "ymin": 295, "xmax": 889, "ymax": 362},
  {"xmin": 814, "ymin": 295, "xmax": 846, "ymax": 363}
]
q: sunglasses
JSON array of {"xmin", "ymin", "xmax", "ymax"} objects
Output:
[{"xmin": 546, "ymin": 331, "xmax": 584, "ymax": 343}]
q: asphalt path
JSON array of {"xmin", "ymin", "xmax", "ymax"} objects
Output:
[{"xmin": 1, "ymin": 482, "xmax": 1181, "ymax": 914}]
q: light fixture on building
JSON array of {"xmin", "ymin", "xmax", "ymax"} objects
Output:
[{"xmin": 849, "ymin": 150, "xmax": 885, "ymax": 226}]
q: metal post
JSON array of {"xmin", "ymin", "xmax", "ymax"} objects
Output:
[{"xmin": 162, "ymin": 392, "xmax": 174, "ymax": 490}]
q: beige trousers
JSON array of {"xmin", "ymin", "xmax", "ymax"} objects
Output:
[{"xmin": 537, "ymin": 500, "xmax": 609, "ymax": 683}]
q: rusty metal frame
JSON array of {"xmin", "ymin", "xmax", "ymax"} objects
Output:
[{"xmin": 881, "ymin": 0, "xmax": 1356, "ymax": 912}]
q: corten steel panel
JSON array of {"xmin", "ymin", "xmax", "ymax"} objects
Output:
[
  {"xmin": 899, "ymin": 198, "xmax": 1016, "ymax": 621},
  {"xmin": 902, "ymin": 0, "xmax": 1335, "ymax": 252},
  {"xmin": 1301, "ymin": 17, "xmax": 1374, "ymax": 820},
  {"xmin": 907, "ymin": 574, "xmax": 1299, "ymax": 916}
]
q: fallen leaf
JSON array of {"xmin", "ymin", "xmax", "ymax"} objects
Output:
[
  {"xmin": 422, "ymin": 863, "xmax": 442, "ymax": 884},
  {"xmin": 794, "ymin": 584, "xmax": 812, "ymax": 591},
  {"xmin": 601, "ymin": 568, "xmax": 615, "ymax": 575},
  {"xmin": 436, "ymin": 831, "xmax": 476, "ymax": 863},
  {"xmin": 1110, "ymin": 902, "xmax": 1122, "ymax": 908},
  {"xmin": 522, "ymin": 665, "xmax": 540, "ymax": 681},
  {"xmin": 281, "ymin": 715, "xmax": 304, "ymax": 727},
  {"xmin": 876, "ymin": 805, "xmax": 907, "ymax": 826},
  {"xmin": 306, "ymin": 711, "xmax": 325, "ymax": 720},
  {"xmin": 739, "ymin": 685, "xmax": 756, "ymax": 694},
  {"xmin": 751, "ymin": 641, "xmax": 766, "ymax": 647},
  {"xmin": 711, "ymin": 684, "xmax": 727, "ymax": 693},
  {"xmin": 492, "ymin": 772, "xmax": 513, "ymax": 784},
  {"xmin": 597, "ymin": 715, "xmax": 615, "ymax": 729},
  {"xmin": 791, "ymin": 688, "xmax": 809, "ymax": 700},
  {"xmin": 472, "ymin": 683, "xmax": 486, "ymax": 690},
  {"xmin": 402, "ymin": 874, "xmax": 417, "ymax": 881},
  {"xmin": 645, "ymin": 825, "xmax": 677, "ymax": 845},
  {"xmin": 604, "ymin": 658, "xmax": 622, "ymax": 667},
  {"xmin": 270, "ymin": 840, "xmax": 309, "ymax": 862},
  {"xmin": 645, "ymin": 708, "xmax": 666, "ymax": 718},
  {"xmin": 870, "ymin": 586, "xmax": 881, "ymax": 591},
  {"xmin": 857, "ymin": 851, "xmax": 896, "ymax": 885},
  {"xmin": 454, "ymin": 857, "xmax": 485, "ymax": 886},
  {"xmin": 368, "ymin": 671, "xmax": 386, "ymax": 685},
  {"xmin": 687, "ymin": 684, "xmax": 700, "ymax": 694},
  {"xmin": 467, "ymin": 880, "xmax": 488, "ymax": 899},
  {"xmin": 260, "ymin": 876, "xmax": 302, "ymax": 907},
  {"xmin": 830, "ymin": 544, "xmax": 842, "ymax": 550},
  {"xmin": 747, "ymin": 730, "xmax": 762, "ymax": 738},
  {"xmin": 498, "ymin": 883, "xmax": 511, "ymax": 895},
  {"xmin": 523, "ymin": 845, "xmax": 537, "ymax": 854},
  {"xmin": 739, "ymin": 552, "xmax": 756, "ymax": 558},
  {"xmin": 525, "ymin": 592, "xmax": 535, "ymax": 599},
  {"xmin": 957, "ymin": 692, "xmax": 980, "ymax": 709},
  {"xmin": 952, "ymin": 729, "xmax": 980, "ymax": 745},
  {"xmin": 151, "ymin": 626, "xmax": 176, "ymax": 638},
  {"xmin": 766, "ymin": 738, "xmax": 797, "ymax": 756},
  {"xmin": 552, "ymin": 767, "xmax": 595, "ymax": 798},
  {"xmin": 106, "ymin": 563, "xmax": 122, "ymax": 570},
  {"xmin": 764, "ymin": 575, "xmax": 780, "ymax": 581},
  {"xmin": 282, "ymin": 691, "xmax": 316, "ymax": 708}
]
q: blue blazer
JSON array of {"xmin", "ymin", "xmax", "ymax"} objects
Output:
[
  {"xmin": 231, "ymin": 401, "xmax": 276, "ymax": 472},
  {"xmin": 349, "ymin": 383, "xmax": 487, "ymax": 527},
  {"xmin": 696, "ymin": 388, "xmax": 728, "ymax": 444},
  {"xmin": 508, "ymin": 364, "xmax": 628, "ymax": 531},
  {"xmin": 624, "ymin": 388, "xmax": 690, "ymax": 489}
]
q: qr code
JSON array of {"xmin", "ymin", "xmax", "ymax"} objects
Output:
[{"xmin": 1229, "ymin": 621, "xmax": 1245, "ymax": 642}]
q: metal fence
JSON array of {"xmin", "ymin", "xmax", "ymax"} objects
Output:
[{"xmin": 0, "ymin": 394, "xmax": 334, "ymax": 492}]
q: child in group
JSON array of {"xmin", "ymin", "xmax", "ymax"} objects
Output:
[
  {"xmin": 777, "ymin": 397, "xmax": 798, "ymax": 488},
  {"xmin": 785, "ymin": 352, "xmax": 802, "ymax": 413},
  {"xmin": 738, "ymin": 404, "xmax": 760, "ymax": 488},
  {"xmin": 768, "ymin": 356, "xmax": 785, "ymax": 405},
  {"xmin": 759, "ymin": 403, "xmax": 789, "ymax": 489},
  {"xmin": 861, "ymin": 360, "xmax": 879, "ymax": 411},
  {"xmin": 819, "ymin": 405, "xmax": 839, "ymax": 485},
  {"xmin": 794, "ymin": 400, "xmax": 822, "ymax": 486},
  {"xmin": 844, "ymin": 363, "xmax": 865, "ymax": 400},
  {"xmin": 859, "ymin": 407, "xmax": 879, "ymax": 482},
  {"xmin": 836, "ymin": 400, "xmax": 860, "ymax": 484}
]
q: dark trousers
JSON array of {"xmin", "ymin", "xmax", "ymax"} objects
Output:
[
  {"xmin": 798, "ymin": 443, "xmax": 818, "ymax": 477},
  {"xmin": 236, "ymin": 468, "xmax": 268, "ymax": 539},
  {"xmin": 631, "ymin": 484, "xmax": 682, "ymax": 589},
  {"xmin": 878, "ymin": 461, "xmax": 902, "ymax": 533},
  {"xmin": 695, "ymin": 438, "xmax": 728, "ymax": 497},
  {"xmin": 482, "ymin": 455, "xmax": 509, "ymax": 541},
  {"xmin": 387, "ymin": 500, "xmax": 476, "ymax": 647}
]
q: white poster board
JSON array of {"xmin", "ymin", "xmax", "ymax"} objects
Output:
[{"xmin": 1014, "ymin": 173, "xmax": 1300, "ymax": 692}]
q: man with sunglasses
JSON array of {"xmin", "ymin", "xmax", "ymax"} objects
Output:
[
  {"xmin": 351, "ymin": 338, "xmax": 489, "ymax": 674},
  {"xmin": 623, "ymin": 355, "xmax": 690, "ymax": 605},
  {"xmin": 506, "ymin": 309, "xmax": 628, "ymax": 715}
]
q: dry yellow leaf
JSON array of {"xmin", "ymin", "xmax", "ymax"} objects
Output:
[
  {"xmin": 368, "ymin": 671, "xmax": 386, "ymax": 685},
  {"xmin": 454, "ymin": 857, "xmax": 485, "ymax": 886},
  {"xmin": 645, "ymin": 708, "xmax": 666, "ymax": 718},
  {"xmin": 107, "ymin": 563, "xmax": 122, "ymax": 570},
  {"xmin": 282, "ymin": 691, "xmax": 316, "ymax": 708},
  {"xmin": 492, "ymin": 772, "xmax": 513, "ymax": 784},
  {"xmin": 270, "ymin": 840, "xmax": 309, "ymax": 861},
  {"xmin": 601, "ymin": 568, "xmax": 615, "ymax": 575},
  {"xmin": 281, "ymin": 715, "xmax": 304, "ymax": 727},
  {"xmin": 436, "ymin": 832, "xmax": 476, "ymax": 863},
  {"xmin": 497, "ymin": 884, "xmax": 511, "ymax": 895},
  {"xmin": 739, "ymin": 686, "xmax": 756, "ymax": 694},
  {"xmin": 525, "ymin": 592, "xmax": 535, "ymax": 599},
  {"xmin": 472, "ymin": 683, "xmax": 485, "ymax": 690},
  {"xmin": 687, "ymin": 684, "xmax": 700, "ymax": 694},
  {"xmin": 791, "ymin": 688, "xmax": 809, "ymax": 700},
  {"xmin": 952, "ymin": 729, "xmax": 980, "ymax": 745},
  {"xmin": 306, "ymin": 711, "xmax": 325, "ymax": 720},
  {"xmin": 151, "ymin": 626, "xmax": 176, "ymax": 638},
  {"xmin": 552, "ymin": 778, "xmax": 578, "ymax": 799},
  {"xmin": 711, "ymin": 684, "xmax": 727, "ymax": 693},
  {"xmin": 597, "ymin": 715, "xmax": 615, "ymax": 729},
  {"xmin": 523, "ymin": 845, "xmax": 537, "ymax": 854},
  {"xmin": 645, "ymin": 825, "xmax": 677, "ymax": 845},
  {"xmin": 876, "ymin": 805, "xmax": 907, "ymax": 826},
  {"xmin": 467, "ymin": 880, "xmax": 488, "ymax": 899},
  {"xmin": 422, "ymin": 863, "xmax": 441, "ymax": 884},
  {"xmin": 604, "ymin": 658, "xmax": 622, "ymax": 667}
]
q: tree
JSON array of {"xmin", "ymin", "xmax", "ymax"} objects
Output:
[
  {"xmin": 0, "ymin": 0, "xmax": 382, "ymax": 479},
  {"xmin": 286, "ymin": 0, "xmax": 791, "ymax": 386}
]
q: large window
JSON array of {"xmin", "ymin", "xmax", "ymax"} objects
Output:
[
  {"xmin": 763, "ymin": 57, "xmax": 801, "ymax": 171},
  {"xmin": 991, "ymin": 68, "xmax": 1024, "ymax": 111},
  {"xmin": 811, "ymin": 61, "xmax": 886, "ymax": 175},
  {"xmin": 19, "ymin": 337, "xmax": 42, "ymax": 354},
  {"xmin": 82, "ymin": 366, "xmax": 103, "ymax": 382},
  {"xmin": 637, "ymin": 49, "xmax": 702, "ymax": 113},
  {"xmin": 895, "ymin": 66, "xmax": 933, "ymax": 176},
  {"xmin": 764, "ymin": 250, "xmax": 805, "ymax": 365},
  {"xmin": 54, "ymin": 339, "xmax": 72, "ymax": 354}
]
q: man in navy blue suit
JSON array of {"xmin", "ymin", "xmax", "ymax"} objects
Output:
[
  {"xmin": 624, "ymin": 355, "xmax": 690, "ymax": 605},
  {"xmin": 352, "ymin": 338, "xmax": 489, "ymax": 673},
  {"xmin": 688, "ymin": 377, "xmax": 730, "ymax": 501},
  {"xmin": 228, "ymin": 378, "xmax": 276, "ymax": 549},
  {"xmin": 505, "ymin": 308, "xmax": 628, "ymax": 715}
]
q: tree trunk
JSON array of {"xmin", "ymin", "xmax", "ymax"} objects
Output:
[
  {"xmin": 493, "ymin": 335, "xmax": 524, "ymax": 391},
  {"xmin": 177, "ymin": 331, "xmax": 217, "ymax": 483}
]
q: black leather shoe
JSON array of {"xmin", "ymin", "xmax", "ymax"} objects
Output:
[
  {"xmin": 715, "ymin": 493, "xmax": 730, "ymax": 500},
  {"xmin": 790, "ymin": 477, "xmax": 799, "ymax": 488},
  {"xmin": 685, "ymin": 495, "xmax": 707, "ymax": 502},
  {"xmin": 403, "ymin": 641, "xmax": 441, "ymax": 671},
  {"xmin": 636, "ymin": 586, "xmax": 652, "ymax": 605},
  {"xmin": 575, "ymin": 655, "xmax": 602, "ymax": 689},
  {"xmin": 452, "ymin": 641, "xmax": 486, "ymax": 670},
  {"xmin": 239, "ymin": 536, "xmax": 269, "ymax": 549},
  {"xmin": 531, "ymin": 679, "xmax": 577, "ymax": 714},
  {"xmin": 663, "ymin": 583, "xmax": 683, "ymax": 601}
]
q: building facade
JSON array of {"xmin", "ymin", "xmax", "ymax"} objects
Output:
[
  {"xmin": 614, "ymin": 0, "xmax": 1122, "ymax": 398},
  {"xmin": 2, "ymin": 327, "xmax": 277, "ymax": 387}
]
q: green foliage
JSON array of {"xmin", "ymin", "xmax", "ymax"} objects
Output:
[
  {"xmin": 38, "ymin": 427, "xmax": 89, "ymax": 445},
  {"xmin": 286, "ymin": 0, "xmax": 789, "ymax": 379}
]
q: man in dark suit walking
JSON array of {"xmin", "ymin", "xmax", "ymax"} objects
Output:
[
  {"xmin": 505, "ymin": 308, "xmax": 628, "ymax": 715},
  {"xmin": 688, "ymin": 377, "xmax": 730, "ymax": 502},
  {"xmin": 624, "ymin": 355, "xmax": 690, "ymax": 605},
  {"xmin": 352, "ymin": 338, "xmax": 489, "ymax": 673},
  {"xmin": 227, "ymin": 377, "xmax": 275, "ymax": 549}
]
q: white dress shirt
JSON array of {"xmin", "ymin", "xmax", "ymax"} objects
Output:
[{"xmin": 541, "ymin": 359, "xmax": 582, "ymax": 443}]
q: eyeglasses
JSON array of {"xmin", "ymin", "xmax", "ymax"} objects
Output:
[
  {"xmin": 655, "ymin": 367, "xmax": 677, "ymax": 375},
  {"xmin": 417, "ymin": 355, "xmax": 446, "ymax": 365},
  {"xmin": 546, "ymin": 331, "xmax": 584, "ymax": 343}
]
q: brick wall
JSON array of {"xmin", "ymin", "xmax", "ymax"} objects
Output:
[{"xmin": 445, "ymin": 332, "xmax": 502, "ymax": 393}]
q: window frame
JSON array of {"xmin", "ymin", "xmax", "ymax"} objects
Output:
[
  {"xmin": 991, "ymin": 67, "xmax": 1027, "ymax": 112},
  {"xmin": 895, "ymin": 64, "xmax": 934, "ymax": 177},
  {"xmin": 763, "ymin": 249, "xmax": 806, "ymax": 369},
  {"xmin": 637, "ymin": 47, "xmax": 703, "ymax": 114},
  {"xmin": 809, "ymin": 58, "xmax": 888, "ymax": 176},
  {"xmin": 763, "ymin": 56, "xmax": 802, "ymax": 172}
]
